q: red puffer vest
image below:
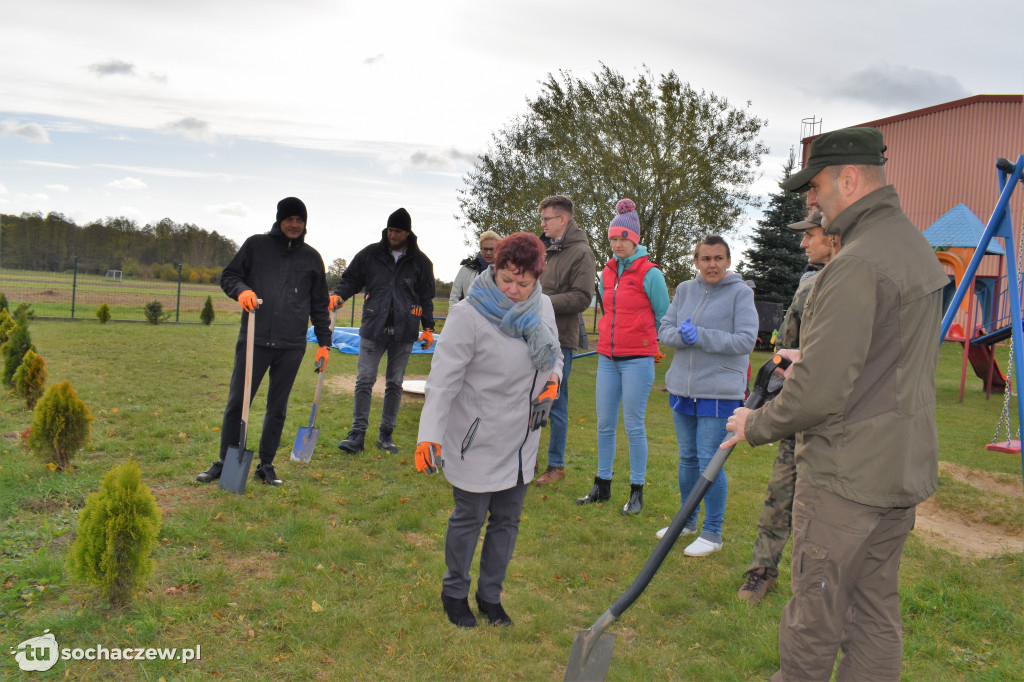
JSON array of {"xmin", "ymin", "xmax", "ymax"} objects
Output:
[{"xmin": 597, "ymin": 255, "xmax": 658, "ymax": 357}]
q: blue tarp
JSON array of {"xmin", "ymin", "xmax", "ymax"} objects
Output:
[{"xmin": 306, "ymin": 326, "xmax": 435, "ymax": 354}]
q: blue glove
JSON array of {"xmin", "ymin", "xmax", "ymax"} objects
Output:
[{"xmin": 678, "ymin": 317, "xmax": 697, "ymax": 345}]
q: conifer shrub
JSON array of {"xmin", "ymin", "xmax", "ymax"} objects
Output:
[
  {"xmin": 96, "ymin": 303, "xmax": 112, "ymax": 324},
  {"xmin": 66, "ymin": 459, "xmax": 162, "ymax": 605},
  {"xmin": 200, "ymin": 296, "xmax": 215, "ymax": 325},
  {"xmin": 0, "ymin": 309, "xmax": 13, "ymax": 346},
  {"xmin": 13, "ymin": 348, "xmax": 48, "ymax": 409},
  {"xmin": 2, "ymin": 311, "xmax": 32, "ymax": 387},
  {"xmin": 143, "ymin": 300, "xmax": 170, "ymax": 325},
  {"xmin": 27, "ymin": 381, "xmax": 94, "ymax": 469},
  {"xmin": 0, "ymin": 293, "xmax": 8, "ymax": 312}
]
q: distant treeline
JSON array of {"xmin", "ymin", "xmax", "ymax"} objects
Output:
[{"xmin": 0, "ymin": 212, "xmax": 238, "ymax": 280}]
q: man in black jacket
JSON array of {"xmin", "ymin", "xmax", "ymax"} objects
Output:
[
  {"xmin": 197, "ymin": 197, "xmax": 333, "ymax": 486},
  {"xmin": 331, "ymin": 208, "xmax": 435, "ymax": 454}
]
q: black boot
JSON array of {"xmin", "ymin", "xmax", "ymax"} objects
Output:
[
  {"xmin": 621, "ymin": 483, "xmax": 644, "ymax": 515},
  {"xmin": 576, "ymin": 476, "xmax": 612, "ymax": 505},
  {"xmin": 338, "ymin": 430, "xmax": 365, "ymax": 453},
  {"xmin": 196, "ymin": 459, "xmax": 223, "ymax": 483},
  {"xmin": 475, "ymin": 592, "xmax": 513, "ymax": 626},
  {"xmin": 441, "ymin": 592, "xmax": 477, "ymax": 628},
  {"xmin": 376, "ymin": 430, "xmax": 398, "ymax": 453}
]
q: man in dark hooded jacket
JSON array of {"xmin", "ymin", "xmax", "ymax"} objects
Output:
[
  {"xmin": 196, "ymin": 197, "xmax": 333, "ymax": 486},
  {"xmin": 331, "ymin": 207, "xmax": 435, "ymax": 454}
]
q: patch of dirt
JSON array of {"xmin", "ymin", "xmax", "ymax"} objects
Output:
[
  {"xmin": 150, "ymin": 485, "xmax": 215, "ymax": 518},
  {"xmin": 325, "ymin": 374, "xmax": 429, "ymax": 400},
  {"xmin": 938, "ymin": 461, "xmax": 1022, "ymax": 499},
  {"xmin": 402, "ymin": 532, "xmax": 438, "ymax": 549},
  {"xmin": 224, "ymin": 551, "xmax": 280, "ymax": 581},
  {"xmin": 912, "ymin": 463, "xmax": 1023, "ymax": 558}
]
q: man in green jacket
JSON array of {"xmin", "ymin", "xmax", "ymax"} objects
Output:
[{"xmin": 723, "ymin": 127, "xmax": 948, "ymax": 681}]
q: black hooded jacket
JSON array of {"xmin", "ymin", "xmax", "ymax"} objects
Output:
[
  {"xmin": 333, "ymin": 229, "xmax": 434, "ymax": 343},
  {"xmin": 220, "ymin": 222, "xmax": 332, "ymax": 350}
]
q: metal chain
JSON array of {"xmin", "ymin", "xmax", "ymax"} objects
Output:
[{"xmin": 992, "ymin": 209, "xmax": 1024, "ymax": 443}]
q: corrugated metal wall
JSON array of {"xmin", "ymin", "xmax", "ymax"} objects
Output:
[{"xmin": 800, "ymin": 96, "xmax": 1024, "ymax": 278}]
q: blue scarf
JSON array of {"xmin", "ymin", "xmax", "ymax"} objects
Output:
[{"xmin": 465, "ymin": 266, "xmax": 559, "ymax": 372}]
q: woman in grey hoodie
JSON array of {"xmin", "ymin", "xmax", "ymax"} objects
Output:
[{"xmin": 656, "ymin": 236, "xmax": 758, "ymax": 556}]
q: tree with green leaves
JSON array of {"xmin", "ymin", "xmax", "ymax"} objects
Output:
[
  {"xmin": 457, "ymin": 65, "xmax": 768, "ymax": 286},
  {"xmin": 1, "ymin": 311, "xmax": 32, "ymax": 387},
  {"xmin": 738, "ymin": 151, "xmax": 808, "ymax": 304}
]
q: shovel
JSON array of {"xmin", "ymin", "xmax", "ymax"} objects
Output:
[
  {"xmin": 219, "ymin": 303, "xmax": 260, "ymax": 494},
  {"xmin": 291, "ymin": 309, "xmax": 337, "ymax": 462},
  {"xmin": 564, "ymin": 354, "xmax": 790, "ymax": 681}
]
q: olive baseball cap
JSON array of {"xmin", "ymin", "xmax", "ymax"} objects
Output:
[
  {"xmin": 780, "ymin": 127, "xmax": 887, "ymax": 193},
  {"xmin": 787, "ymin": 209, "xmax": 823, "ymax": 232}
]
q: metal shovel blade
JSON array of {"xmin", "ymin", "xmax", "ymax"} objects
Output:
[
  {"xmin": 290, "ymin": 425, "xmax": 319, "ymax": 463},
  {"xmin": 565, "ymin": 627, "xmax": 616, "ymax": 682},
  {"xmin": 219, "ymin": 445, "xmax": 253, "ymax": 494}
]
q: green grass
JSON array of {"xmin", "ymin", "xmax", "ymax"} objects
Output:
[{"xmin": 0, "ymin": 324, "xmax": 1020, "ymax": 680}]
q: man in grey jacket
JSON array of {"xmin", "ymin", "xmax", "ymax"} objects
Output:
[
  {"xmin": 533, "ymin": 195, "xmax": 596, "ymax": 485},
  {"xmin": 723, "ymin": 127, "xmax": 948, "ymax": 681}
]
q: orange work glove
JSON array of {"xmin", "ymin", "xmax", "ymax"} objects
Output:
[
  {"xmin": 329, "ymin": 295, "xmax": 344, "ymax": 312},
  {"xmin": 410, "ymin": 304, "xmax": 423, "ymax": 317},
  {"xmin": 529, "ymin": 377, "xmax": 559, "ymax": 431},
  {"xmin": 418, "ymin": 329, "xmax": 434, "ymax": 350},
  {"xmin": 655, "ymin": 348, "xmax": 665, "ymax": 365},
  {"xmin": 314, "ymin": 346, "xmax": 330, "ymax": 373},
  {"xmin": 415, "ymin": 442, "xmax": 442, "ymax": 474},
  {"xmin": 238, "ymin": 289, "xmax": 259, "ymax": 312}
]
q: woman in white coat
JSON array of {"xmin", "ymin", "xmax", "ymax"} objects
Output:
[{"xmin": 416, "ymin": 232, "xmax": 563, "ymax": 628}]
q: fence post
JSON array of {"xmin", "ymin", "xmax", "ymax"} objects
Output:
[
  {"xmin": 175, "ymin": 263, "xmax": 183, "ymax": 322},
  {"xmin": 71, "ymin": 256, "xmax": 78, "ymax": 319}
]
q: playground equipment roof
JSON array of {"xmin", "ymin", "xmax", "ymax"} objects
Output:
[{"xmin": 923, "ymin": 203, "xmax": 1005, "ymax": 255}]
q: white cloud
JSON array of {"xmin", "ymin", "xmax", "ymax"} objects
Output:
[
  {"xmin": 364, "ymin": 53, "xmax": 385, "ymax": 65},
  {"xmin": 206, "ymin": 202, "xmax": 249, "ymax": 218},
  {"xmin": 23, "ymin": 160, "xmax": 78, "ymax": 169},
  {"xmin": 161, "ymin": 117, "xmax": 215, "ymax": 143},
  {"xmin": 94, "ymin": 163, "xmax": 239, "ymax": 181},
  {"xmin": 107, "ymin": 177, "xmax": 147, "ymax": 190},
  {"xmin": 0, "ymin": 120, "xmax": 50, "ymax": 143},
  {"xmin": 0, "ymin": 183, "xmax": 7, "ymax": 194},
  {"xmin": 88, "ymin": 59, "xmax": 137, "ymax": 78},
  {"xmin": 45, "ymin": 184, "xmax": 70, "ymax": 192}
]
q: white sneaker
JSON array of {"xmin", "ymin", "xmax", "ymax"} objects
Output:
[
  {"xmin": 655, "ymin": 524, "xmax": 698, "ymax": 540},
  {"xmin": 683, "ymin": 536, "xmax": 724, "ymax": 557}
]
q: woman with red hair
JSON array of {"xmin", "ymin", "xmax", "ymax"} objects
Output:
[{"xmin": 415, "ymin": 231, "xmax": 563, "ymax": 628}]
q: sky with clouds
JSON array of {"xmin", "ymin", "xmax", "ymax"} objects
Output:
[{"xmin": 1, "ymin": 0, "xmax": 1021, "ymax": 280}]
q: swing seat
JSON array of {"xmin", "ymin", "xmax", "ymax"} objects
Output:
[{"xmin": 985, "ymin": 440, "xmax": 1021, "ymax": 454}]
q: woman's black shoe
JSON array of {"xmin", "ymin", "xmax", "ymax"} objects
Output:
[
  {"xmin": 441, "ymin": 592, "xmax": 477, "ymax": 628},
  {"xmin": 576, "ymin": 476, "xmax": 612, "ymax": 505},
  {"xmin": 621, "ymin": 483, "xmax": 644, "ymax": 515},
  {"xmin": 475, "ymin": 593, "xmax": 513, "ymax": 626}
]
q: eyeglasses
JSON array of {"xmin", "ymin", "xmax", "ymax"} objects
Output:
[
  {"xmin": 540, "ymin": 214, "xmax": 565, "ymax": 224},
  {"xmin": 480, "ymin": 247, "xmax": 496, "ymax": 253}
]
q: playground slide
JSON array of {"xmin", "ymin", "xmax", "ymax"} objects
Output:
[{"xmin": 966, "ymin": 344, "xmax": 1007, "ymax": 391}]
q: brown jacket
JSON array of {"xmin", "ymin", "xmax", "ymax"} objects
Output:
[
  {"xmin": 539, "ymin": 218, "xmax": 596, "ymax": 350},
  {"xmin": 745, "ymin": 186, "xmax": 948, "ymax": 508}
]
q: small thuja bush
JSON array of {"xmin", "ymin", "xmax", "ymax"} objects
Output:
[
  {"xmin": 13, "ymin": 348, "xmax": 48, "ymax": 409},
  {"xmin": 1, "ymin": 311, "xmax": 32, "ymax": 387},
  {"xmin": 96, "ymin": 303, "xmax": 112, "ymax": 324},
  {"xmin": 0, "ymin": 309, "xmax": 13, "ymax": 346},
  {"xmin": 200, "ymin": 295, "xmax": 215, "ymax": 325},
  {"xmin": 66, "ymin": 460, "xmax": 162, "ymax": 605},
  {"xmin": 0, "ymin": 293, "xmax": 8, "ymax": 313},
  {"xmin": 28, "ymin": 381, "xmax": 94, "ymax": 469},
  {"xmin": 143, "ymin": 300, "xmax": 170, "ymax": 325}
]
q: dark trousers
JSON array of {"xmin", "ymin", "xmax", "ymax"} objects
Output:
[
  {"xmin": 443, "ymin": 483, "xmax": 529, "ymax": 603},
  {"xmin": 772, "ymin": 479, "xmax": 916, "ymax": 682},
  {"xmin": 219, "ymin": 342, "xmax": 305, "ymax": 465}
]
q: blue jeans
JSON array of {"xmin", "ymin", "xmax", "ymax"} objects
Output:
[
  {"xmin": 352, "ymin": 336, "xmax": 414, "ymax": 435},
  {"xmin": 672, "ymin": 410, "xmax": 728, "ymax": 536},
  {"xmin": 544, "ymin": 347, "xmax": 574, "ymax": 468},
  {"xmin": 596, "ymin": 355, "xmax": 655, "ymax": 484}
]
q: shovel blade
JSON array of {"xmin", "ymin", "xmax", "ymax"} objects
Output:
[
  {"xmin": 219, "ymin": 446, "xmax": 253, "ymax": 494},
  {"xmin": 290, "ymin": 426, "xmax": 320, "ymax": 463},
  {"xmin": 564, "ymin": 628, "xmax": 616, "ymax": 682}
]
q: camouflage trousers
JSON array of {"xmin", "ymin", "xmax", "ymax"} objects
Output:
[{"xmin": 748, "ymin": 434, "xmax": 796, "ymax": 578}]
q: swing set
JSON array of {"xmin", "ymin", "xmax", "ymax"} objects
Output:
[{"xmin": 940, "ymin": 155, "xmax": 1024, "ymax": 469}]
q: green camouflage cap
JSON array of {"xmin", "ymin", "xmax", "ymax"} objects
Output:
[
  {"xmin": 780, "ymin": 127, "xmax": 887, "ymax": 193},
  {"xmin": 787, "ymin": 209, "xmax": 823, "ymax": 232}
]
